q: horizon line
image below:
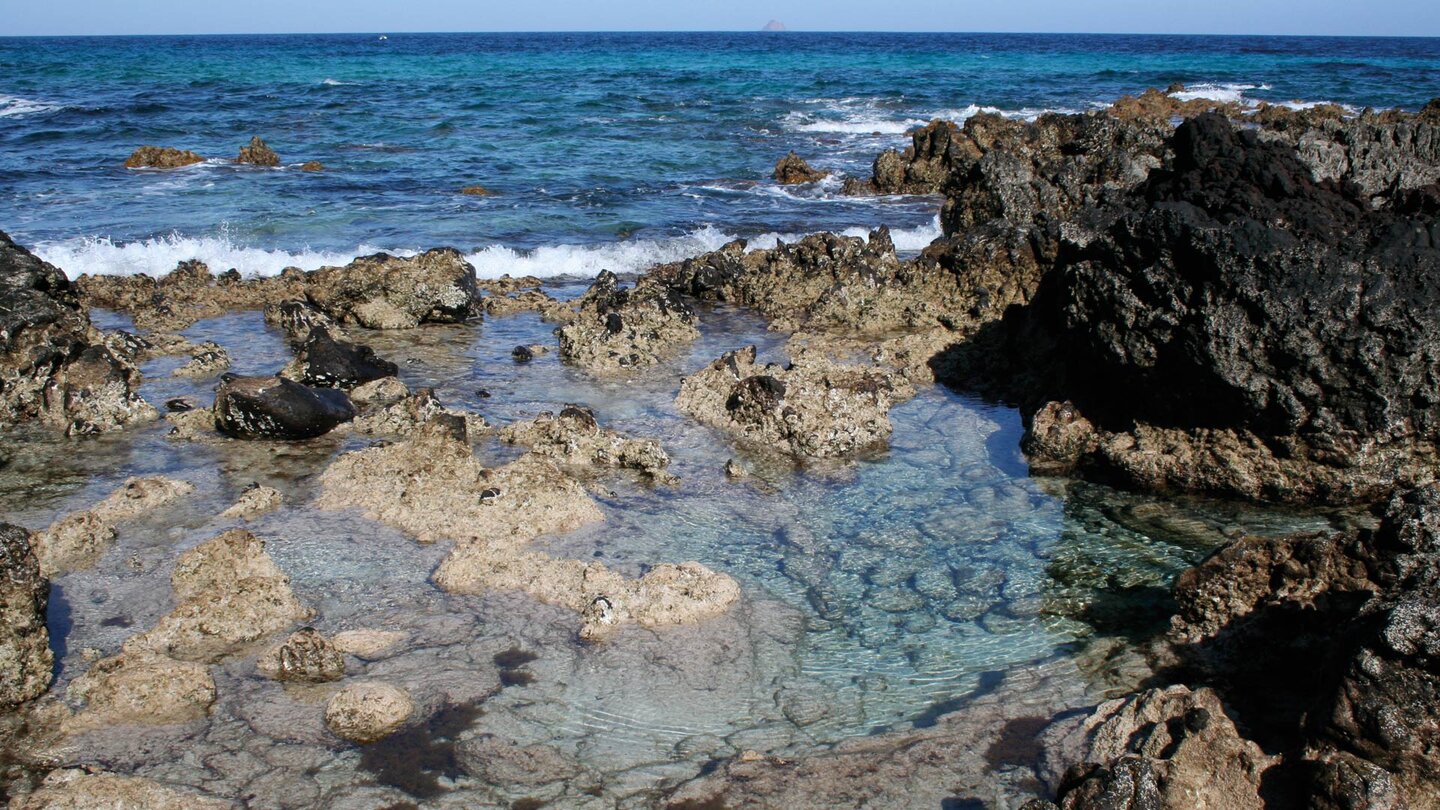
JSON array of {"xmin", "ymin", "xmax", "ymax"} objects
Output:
[{"xmin": 3, "ymin": 29, "xmax": 1439, "ymax": 40}]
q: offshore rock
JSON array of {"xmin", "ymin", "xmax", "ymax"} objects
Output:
[
  {"xmin": 2, "ymin": 231, "xmax": 154, "ymax": 433},
  {"xmin": 213, "ymin": 373, "xmax": 356, "ymax": 439},
  {"xmin": 501, "ymin": 405, "xmax": 671, "ymax": 477},
  {"xmin": 773, "ymin": 152, "xmax": 829, "ymax": 184},
  {"xmin": 12, "ymin": 769, "xmax": 234, "ymax": 809},
  {"xmin": 324, "ymin": 681, "xmax": 414, "ymax": 744},
  {"xmin": 235, "ymin": 135, "xmax": 281, "ymax": 167},
  {"xmin": 0, "ymin": 523, "xmax": 53, "ymax": 705},
  {"xmin": 124, "ymin": 529, "xmax": 310, "ymax": 663},
  {"xmin": 676, "ymin": 345, "xmax": 912, "ymax": 458},
  {"xmin": 279, "ymin": 325, "xmax": 398, "ymax": 389},
  {"xmin": 305, "ymin": 248, "xmax": 480, "ymax": 329},
  {"xmin": 556, "ymin": 270, "xmax": 699, "ymax": 371},
  {"xmin": 1009, "ymin": 114, "xmax": 1440, "ymax": 504},
  {"xmin": 843, "ymin": 119, "xmax": 960, "ymax": 195},
  {"xmin": 123, "ymin": 145, "xmax": 205, "ymax": 169},
  {"xmin": 256, "ymin": 627, "xmax": 345, "ymax": 683}
]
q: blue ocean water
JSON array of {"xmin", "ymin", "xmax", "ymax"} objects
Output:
[{"xmin": 1, "ymin": 32, "xmax": 1438, "ymax": 279}]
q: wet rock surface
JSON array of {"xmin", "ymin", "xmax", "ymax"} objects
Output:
[
  {"xmin": 11, "ymin": 768, "xmax": 234, "ymax": 809},
  {"xmin": 278, "ymin": 326, "xmax": 398, "ymax": 389},
  {"xmin": 212, "ymin": 373, "xmax": 356, "ymax": 439},
  {"xmin": 305, "ymin": 248, "xmax": 480, "ymax": 329},
  {"xmin": 677, "ymin": 345, "xmax": 913, "ymax": 458},
  {"xmin": 256, "ymin": 628, "xmax": 345, "ymax": 683},
  {"xmin": 235, "ymin": 136, "xmax": 280, "ymax": 167},
  {"xmin": 557, "ymin": 270, "xmax": 700, "ymax": 371},
  {"xmin": 499, "ymin": 404, "xmax": 672, "ymax": 478},
  {"xmin": 0, "ymin": 523, "xmax": 52, "ymax": 706},
  {"xmin": 773, "ymin": 152, "xmax": 829, "ymax": 184},
  {"xmin": 324, "ymin": 681, "xmax": 414, "ymax": 743},
  {"xmin": 31, "ymin": 476, "xmax": 194, "ymax": 577},
  {"xmin": 123, "ymin": 146, "xmax": 205, "ymax": 169}
]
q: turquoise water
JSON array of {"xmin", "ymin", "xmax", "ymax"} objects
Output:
[{"xmin": 2, "ymin": 32, "xmax": 1438, "ymax": 279}]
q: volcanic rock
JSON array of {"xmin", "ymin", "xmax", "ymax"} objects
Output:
[
  {"xmin": 213, "ymin": 374, "xmax": 356, "ymax": 439},
  {"xmin": 305, "ymin": 248, "xmax": 479, "ymax": 329},
  {"xmin": 11, "ymin": 769, "xmax": 233, "ymax": 810},
  {"xmin": 324, "ymin": 681, "xmax": 414, "ymax": 743},
  {"xmin": 0, "ymin": 523, "xmax": 52, "ymax": 705},
  {"xmin": 500, "ymin": 404, "xmax": 671, "ymax": 478},
  {"xmin": 279, "ymin": 326, "xmax": 398, "ymax": 389},
  {"xmin": 556, "ymin": 270, "xmax": 699, "ymax": 371},
  {"xmin": 773, "ymin": 152, "xmax": 829, "ymax": 184},
  {"xmin": 256, "ymin": 627, "xmax": 345, "ymax": 683},
  {"xmin": 236, "ymin": 136, "xmax": 281, "ymax": 167},
  {"xmin": 124, "ymin": 146, "xmax": 205, "ymax": 169}
]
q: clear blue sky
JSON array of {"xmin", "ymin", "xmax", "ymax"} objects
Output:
[{"xmin": 1, "ymin": 0, "xmax": 1436, "ymax": 37}]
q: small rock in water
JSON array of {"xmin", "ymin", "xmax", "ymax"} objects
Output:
[
  {"xmin": 257, "ymin": 627, "xmax": 345, "ymax": 683},
  {"xmin": 724, "ymin": 458, "xmax": 749, "ymax": 479},
  {"xmin": 213, "ymin": 374, "xmax": 356, "ymax": 440},
  {"xmin": 325, "ymin": 681, "xmax": 415, "ymax": 744},
  {"xmin": 165, "ymin": 397, "xmax": 195, "ymax": 412},
  {"xmin": 459, "ymin": 184, "xmax": 494, "ymax": 196},
  {"xmin": 476, "ymin": 389, "xmax": 491, "ymax": 398},
  {"xmin": 299, "ymin": 161, "xmax": 324, "ymax": 172},
  {"xmin": 511, "ymin": 345, "xmax": 534, "ymax": 362},
  {"xmin": 236, "ymin": 135, "xmax": 281, "ymax": 167}
]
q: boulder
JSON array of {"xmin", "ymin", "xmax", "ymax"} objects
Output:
[
  {"xmin": 124, "ymin": 146, "xmax": 205, "ymax": 169},
  {"xmin": 324, "ymin": 681, "xmax": 414, "ymax": 743},
  {"xmin": 773, "ymin": 152, "xmax": 829, "ymax": 184},
  {"xmin": 124, "ymin": 529, "xmax": 310, "ymax": 662},
  {"xmin": 556, "ymin": 270, "xmax": 699, "ymax": 371},
  {"xmin": 262, "ymin": 298, "xmax": 336, "ymax": 343},
  {"xmin": 235, "ymin": 136, "xmax": 280, "ymax": 167},
  {"xmin": 500, "ymin": 405, "xmax": 671, "ymax": 478},
  {"xmin": 305, "ymin": 248, "xmax": 480, "ymax": 329},
  {"xmin": 676, "ymin": 346, "xmax": 912, "ymax": 458},
  {"xmin": 256, "ymin": 627, "xmax": 345, "ymax": 683},
  {"xmin": 212, "ymin": 373, "xmax": 356, "ymax": 439},
  {"xmin": 279, "ymin": 326, "xmax": 398, "ymax": 389},
  {"xmin": 0, "ymin": 523, "xmax": 53, "ymax": 705}
]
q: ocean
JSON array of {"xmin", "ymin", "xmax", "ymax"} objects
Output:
[{"xmin": 2, "ymin": 31, "xmax": 1438, "ymax": 280}]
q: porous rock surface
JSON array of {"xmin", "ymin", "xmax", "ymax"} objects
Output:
[
  {"xmin": 773, "ymin": 152, "xmax": 829, "ymax": 184},
  {"xmin": 842, "ymin": 119, "xmax": 962, "ymax": 195},
  {"xmin": 278, "ymin": 325, "xmax": 398, "ymax": 389},
  {"xmin": 64, "ymin": 650, "xmax": 217, "ymax": 732},
  {"xmin": 676, "ymin": 345, "xmax": 912, "ymax": 458},
  {"xmin": 11, "ymin": 768, "xmax": 234, "ymax": 809},
  {"xmin": 1, "ymin": 231, "xmax": 155, "ymax": 434},
  {"xmin": 123, "ymin": 146, "xmax": 205, "ymax": 169},
  {"xmin": 235, "ymin": 135, "xmax": 280, "ymax": 167},
  {"xmin": 499, "ymin": 404, "xmax": 671, "ymax": 478},
  {"xmin": 323, "ymin": 681, "xmax": 414, "ymax": 744},
  {"xmin": 218, "ymin": 483, "xmax": 283, "ymax": 520},
  {"xmin": 170, "ymin": 341, "xmax": 230, "ymax": 378},
  {"xmin": 556, "ymin": 270, "xmax": 699, "ymax": 371},
  {"xmin": 32, "ymin": 476, "xmax": 195, "ymax": 577},
  {"xmin": 305, "ymin": 248, "xmax": 479, "ymax": 329},
  {"xmin": 0, "ymin": 523, "xmax": 53, "ymax": 706},
  {"xmin": 256, "ymin": 628, "xmax": 345, "ymax": 683},
  {"xmin": 123, "ymin": 529, "xmax": 311, "ymax": 663},
  {"xmin": 1003, "ymin": 113, "xmax": 1440, "ymax": 504},
  {"xmin": 212, "ymin": 373, "xmax": 356, "ymax": 440}
]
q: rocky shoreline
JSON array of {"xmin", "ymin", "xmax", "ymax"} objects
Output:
[{"xmin": 2, "ymin": 87, "xmax": 1439, "ymax": 807}]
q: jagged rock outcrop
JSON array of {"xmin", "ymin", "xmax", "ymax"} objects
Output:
[
  {"xmin": 843, "ymin": 119, "xmax": 960, "ymax": 195},
  {"xmin": 1004, "ymin": 113, "xmax": 1440, "ymax": 504},
  {"xmin": 123, "ymin": 146, "xmax": 205, "ymax": 169},
  {"xmin": 212, "ymin": 373, "xmax": 356, "ymax": 439},
  {"xmin": 235, "ymin": 136, "xmax": 280, "ymax": 167},
  {"xmin": 278, "ymin": 326, "xmax": 398, "ymax": 389},
  {"xmin": 1, "ymin": 231, "xmax": 155, "ymax": 433},
  {"xmin": 305, "ymin": 248, "xmax": 480, "ymax": 329},
  {"xmin": 773, "ymin": 152, "xmax": 829, "ymax": 184},
  {"xmin": 262, "ymin": 298, "xmax": 336, "ymax": 343},
  {"xmin": 676, "ymin": 345, "xmax": 912, "ymax": 458},
  {"xmin": 556, "ymin": 270, "xmax": 699, "ymax": 371},
  {"xmin": 500, "ymin": 404, "xmax": 671, "ymax": 478},
  {"xmin": 1, "ymin": 524, "xmax": 52, "ymax": 706},
  {"xmin": 79, "ymin": 260, "xmax": 305, "ymax": 332}
]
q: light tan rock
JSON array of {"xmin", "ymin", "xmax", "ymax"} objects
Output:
[
  {"xmin": 124, "ymin": 529, "xmax": 310, "ymax": 662},
  {"xmin": 32, "ymin": 477, "xmax": 194, "ymax": 576},
  {"xmin": 499, "ymin": 405, "xmax": 671, "ymax": 478},
  {"xmin": 169, "ymin": 341, "xmax": 230, "ymax": 378},
  {"xmin": 65, "ymin": 650, "xmax": 216, "ymax": 732},
  {"xmin": 556, "ymin": 270, "xmax": 699, "ymax": 371},
  {"xmin": 331, "ymin": 629, "xmax": 407, "ymax": 659},
  {"xmin": 219, "ymin": 484, "xmax": 283, "ymax": 520},
  {"xmin": 11, "ymin": 768, "xmax": 233, "ymax": 809},
  {"xmin": 306, "ymin": 249, "xmax": 479, "ymax": 329},
  {"xmin": 347, "ymin": 388, "xmax": 487, "ymax": 440},
  {"xmin": 324, "ymin": 681, "xmax": 414, "ymax": 743},
  {"xmin": 1, "ymin": 523, "xmax": 52, "ymax": 705},
  {"xmin": 348, "ymin": 376, "xmax": 410, "ymax": 407}
]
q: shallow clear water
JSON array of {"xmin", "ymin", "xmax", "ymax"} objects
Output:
[
  {"xmin": 2, "ymin": 32, "xmax": 1438, "ymax": 279},
  {"xmin": 0, "ymin": 298, "xmax": 1347, "ymax": 806}
]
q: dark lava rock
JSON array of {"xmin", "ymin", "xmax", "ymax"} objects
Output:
[
  {"xmin": 773, "ymin": 152, "xmax": 829, "ymax": 185},
  {"xmin": 213, "ymin": 374, "xmax": 356, "ymax": 439},
  {"xmin": 511, "ymin": 345, "xmax": 535, "ymax": 363},
  {"xmin": 236, "ymin": 136, "xmax": 281, "ymax": 167},
  {"xmin": 1, "ymin": 523, "xmax": 53, "ymax": 705},
  {"xmin": 283, "ymin": 326, "xmax": 398, "ymax": 389}
]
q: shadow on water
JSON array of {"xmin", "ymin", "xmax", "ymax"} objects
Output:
[{"xmin": 358, "ymin": 698, "xmax": 489, "ymax": 799}]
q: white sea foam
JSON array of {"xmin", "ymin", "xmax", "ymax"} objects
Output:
[
  {"xmin": 0, "ymin": 94, "xmax": 62, "ymax": 118},
  {"xmin": 35, "ymin": 218, "xmax": 945, "ymax": 281},
  {"xmin": 1168, "ymin": 82, "xmax": 1271, "ymax": 104},
  {"xmin": 785, "ymin": 102, "xmax": 1072, "ymax": 137},
  {"xmin": 320, "ymin": 78, "xmax": 356, "ymax": 86}
]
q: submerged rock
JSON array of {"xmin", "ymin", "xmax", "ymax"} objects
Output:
[
  {"xmin": 324, "ymin": 681, "xmax": 414, "ymax": 744},
  {"xmin": 773, "ymin": 152, "xmax": 829, "ymax": 184},
  {"xmin": 306, "ymin": 248, "xmax": 480, "ymax": 329},
  {"xmin": 219, "ymin": 483, "xmax": 283, "ymax": 520},
  {"xmin": 124, "ymin": 146, "xmax": 205, "ymax": 169},
  {"xmin": 32, "ymin": 476, "xmax": 194, "ymax": 577},
  {"xmin": 213, "ymin": 373, "xmax": 356, "ymax": 439},
  {"xmin": 66, "ymin": 650, "xmax": 217, "ymax": 731},
  {"xmin": 257, "ymin": 628, "xmax": 345, "ymax": 683},
  {"xmin": 235, "ymin": 135, "xmax": 281, "ymax": 167},
  {"xmin": 279, "ymin": 326, "xmax": 398, "ymax": 389},
  {"xmin": 170, "ymin": 341, "xmax": 230, "ymax": 378},
  {"xmin": 676, "ymin": 345, "xmax": 912, "ymax": 458},
  {"xmin": 0, "ymin": 523, "xmax": 53, "ymax": 705},
  {"xmin": 124, "ymin": 529, "xmax": 310, "ymax": 663},
  {"xmin": 556, "ymin": 270, "xmax": 699, "ymax": 371},
  {"xmin": 499, "ymin": 404, "xmax": 671, "ymax": 478},
  {"xmin": 12, "ymin": 769, "xmax": 233, "ymax": 809}
]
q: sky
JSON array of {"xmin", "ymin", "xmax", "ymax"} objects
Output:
[{"xmin": 1, "ymin": 0, "xmax": 1436, "ymax": 38}]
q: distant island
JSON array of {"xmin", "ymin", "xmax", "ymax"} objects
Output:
[{"xmin": 761, "ymin": 20, "xmax": 786, "ymax": 31}]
